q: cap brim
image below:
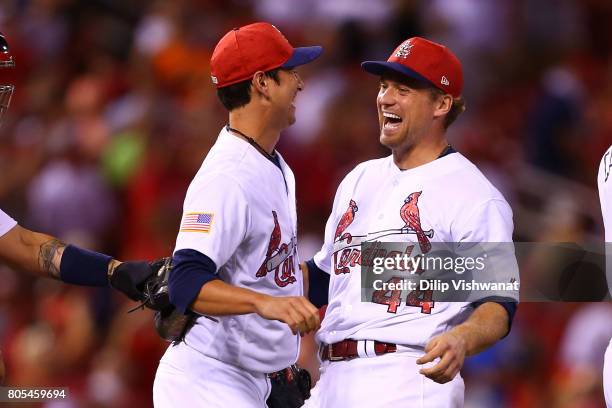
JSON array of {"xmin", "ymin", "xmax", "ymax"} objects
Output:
[
  {"xmin": 361, "ymin": 61, "xmax": 431, "ymax": 85},
  {"xmin": 282, "ymin": 46, "xmax": 323, "ymax": 68}
]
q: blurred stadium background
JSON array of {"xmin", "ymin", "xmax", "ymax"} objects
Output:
[{"xmin": 0, "ymin": 0, "xmax": 610, "ymax": 407}]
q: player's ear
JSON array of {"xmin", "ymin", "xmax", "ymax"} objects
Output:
[
  {"xmin": 433, "ymin": 94, "xmax": 452, "ymax": 118},
  {"xmin": 251, "ymin": 71, "xmax": 270, "ymax": 99}
]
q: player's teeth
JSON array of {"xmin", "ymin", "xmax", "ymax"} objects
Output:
[{"xmin": 383, "ymin": 112, "xmax": 401, "ymax": 120}]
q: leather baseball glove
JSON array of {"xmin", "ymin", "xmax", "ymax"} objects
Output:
[
  {"xmin": 125, "ymin": 257, "xmax": 197, "ymax": 344},
  {"xmin": 267, "ymin": 364, "xmax": 312, "ymax": 408},
  {"xmin": 109, "ymin": 258, "xmax": 169, "ymax": 303}
]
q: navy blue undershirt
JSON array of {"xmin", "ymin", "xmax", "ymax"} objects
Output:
[{"xmin": 169, "ymin": 249, "xmax": 219, "ymax": 314}]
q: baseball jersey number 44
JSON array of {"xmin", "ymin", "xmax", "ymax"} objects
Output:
[{"xmin": 372, "ymin": 276, "xmax": 434, "ymax": 314}]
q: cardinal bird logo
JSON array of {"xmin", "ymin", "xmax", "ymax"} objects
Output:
[
  {"xmin": 255, "ymin": 211, "xmax": 297, "ymax": 287},
  {"xmin": 256, "ymin": 211, "xmax": 282, "ymax": 277},
  {"xmin": 335, "ymin": 199, "xmax": 358, "ymax": 242},
  {"xmin": 400, "ymin": 192, "xmax": 434, "ymax": 253}
]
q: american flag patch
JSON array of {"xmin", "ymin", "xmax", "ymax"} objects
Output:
[{"xmin": 180, "ymin": 212, "xmax": 213, "ymax": 233}]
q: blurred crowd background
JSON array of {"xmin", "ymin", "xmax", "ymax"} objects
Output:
[{"xmin": 0, "ymin": 0, "xmax": 611, "ymax": 407}]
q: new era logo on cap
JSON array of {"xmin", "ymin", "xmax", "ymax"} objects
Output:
[
  {"xmin": 361, "ymin": 37, "xmax": 463, "ymax": 98},
  {"xmin": 210, "ymin": 22, "xmax": 323, "ymax": 89}
]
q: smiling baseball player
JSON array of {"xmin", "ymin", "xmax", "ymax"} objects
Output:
[
  {"xmin": 153, "ymin": 23, "xmax": 322, "ymax": 407},
  {"xmin": 303, "ymin": 37, "xmax": 518, "ymax": 407},
  {"xmin": 599, "ymin": 145, "xmax": 612, "ymax": 407}
]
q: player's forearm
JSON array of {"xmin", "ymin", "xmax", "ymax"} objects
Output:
[
  {"xmin": 0, "ymin": 225, "xmax": 131, "ymax": 290},
  {"xmin": 0, "ymin": 225, "xmax": 121, "ymax": 280},
  {"xmin": 190, "ymin": 279, "xmax": 267, "ymax": 316},
  {"xmin": 448, "ymin": 302, "xmax": 509, "ymax": 356},
  {"xmin": 0, "ymin": 225, "xmax": 65, "ymax": 278}
]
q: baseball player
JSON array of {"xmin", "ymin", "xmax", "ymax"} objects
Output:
[
  {"xmin": 302, "ymin": 37, "xmax": 518, "ymax": 407},
  {"xmin": 153, "ymin": 23, "xmax": 322, "ymax": 407},
  {"xmin": 598, "ymin": 145, "xmax": 612, "ymax": 407},
  {"xmin": 0, "ymin": 33, "xmax": 159, "ymax": 384}
]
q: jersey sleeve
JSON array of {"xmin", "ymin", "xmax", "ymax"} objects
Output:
[
  {"xmin": 599, "ymin": 146, "xmax": 611, "ymax": 242},
  {"xmin": 174, "ymin": 174, "xmax": 251, "ymax": 271},
  {"xmin": 453, "ymin": 199, "xmax": 519, "ymax": 303},
  {"xmin": 598, "ymin": 146, "xmax": 612, "ymax": 298},
  {"xmin": 0, "ymin": 208, "xmax": 17, "ymax": 237},
  {"xmin": 313, "ymin": 179, "xmax": 346, "ymax": 274},
  {"xmin": 453, "ymin": 199, "xmax": 514, "ymax": 243}
]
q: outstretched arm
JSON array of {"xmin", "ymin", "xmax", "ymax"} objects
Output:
[
  {"xmin": 0, "ymin": 225, "xmax": 120, "ymax": 279},
  {"xmin": 0, "ymin": 224, "xmax": 155, "ymax": 301},
  {"xmin": 417, "ymin": 302, "xmax": 511, "ymax": 384}
]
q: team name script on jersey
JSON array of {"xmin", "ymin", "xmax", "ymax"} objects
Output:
[{"xmin": 332, "ymin": 238, "xmax": 424, "ymax": 275}]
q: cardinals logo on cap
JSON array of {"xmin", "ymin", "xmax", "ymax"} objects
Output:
[{"xmin": 394, "ymin": 40, "xmax": 414, "ymax": 59}]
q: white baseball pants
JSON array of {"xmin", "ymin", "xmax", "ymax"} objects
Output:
[
  {"xmin": 303, "ymin": 348, "xmax": 464, "ymax": 408},
  {"xmin": 153, "ymin": 341, "xmax": 271, "ymax": 407}
]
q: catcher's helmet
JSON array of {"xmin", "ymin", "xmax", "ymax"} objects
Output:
[{"xmin": 0, "ymin": 32, "xmax": 15, "ymax": 123}]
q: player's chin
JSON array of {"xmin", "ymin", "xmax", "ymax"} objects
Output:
[
  {"xmin": 287, "ymin": 106, "xmax": 297, "ymax": 125},
  {"xmin": 379, "ymin": 132, "xmax": 400, "ymax": 149}
]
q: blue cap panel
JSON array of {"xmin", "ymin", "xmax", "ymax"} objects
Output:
[
  {"xmin": 282, "ymin": 46, "xmax": 323, "ymax": 68},
  {"xmin": 361, "ymin": 61, "xmax": 432, "ymax": 86}
]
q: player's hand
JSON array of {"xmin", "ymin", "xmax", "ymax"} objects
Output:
[
  {"xmin": 254, "ymin": 295, "xmax": 320, "ymax": 336},
  {"xmin": 416, "ymin": 331, "xmax": 466, "ymax": 384},
  {"xmin": 109, "ymin": 259, "xmax": 163, "ymax": 301}
]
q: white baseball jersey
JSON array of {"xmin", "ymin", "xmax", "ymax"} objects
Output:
[
  {"xmin": 173, "ymin": 126, "xmax": 302, "ymax": 373},
  {"xmin": 599, "ymin": 145, "xmax": 612, "ymax": 299},
  {"xmin": 313, "ymin": 152, "xmax": 516, "ymax": 348},
  {"xmin": 605, "ymin": 338, "xmax": 612, "ymax": 408},
  {"xmin": 0, "ymin": 208, "xmax": 17, "ymax": 237},
  {"xmin": 599, "ymin": 146, "xmax": 612, "ymax": 407},
  {"xmin": 600, "ymin": 145, "xmax": 612, "ymax": 241}
]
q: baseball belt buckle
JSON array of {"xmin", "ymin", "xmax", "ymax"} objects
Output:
[{"xmin": 326, "ymin": 344, "xmax": 346, "ymax": 362}]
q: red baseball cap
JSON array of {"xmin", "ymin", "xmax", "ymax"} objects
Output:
[
  {"xmin": 361, "ymin": 37, "xmax": 463, "ymax": 98},
  {"xmin": 211, "ymin": 22, "xmax": 322, "ymax": 88}
]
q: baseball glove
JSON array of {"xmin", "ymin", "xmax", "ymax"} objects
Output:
[
  {"xmin": 266, "ymin": 364, "xmax": 312, "ymax": 408},
  {"xmin": 109, "ymin": 258, "xmax": 169, "ymax": 302},
  {"xmin": 122, "ymin": 257, "xmax": 173, "ymax": 312},
  {"xmin": 126, "ymin": 257, "xmax": 198, "ymax": 344}
]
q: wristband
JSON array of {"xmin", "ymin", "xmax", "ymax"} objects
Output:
[{"xmin": 59, "ymin": 245, "xmax": 112, "ymax": 287}]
